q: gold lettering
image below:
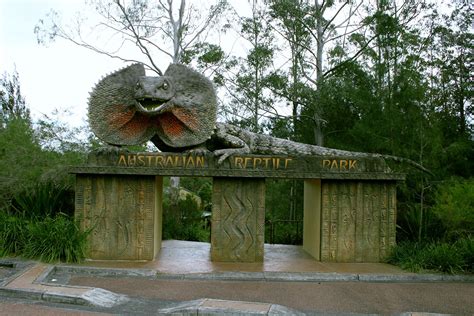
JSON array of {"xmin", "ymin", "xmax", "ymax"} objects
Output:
[
  {"xmin": 155, "ymin": 156, "xmax": 164, "ymax": 168},
  {"xmin": 147, "ymin": 155, "xmax": 154, "ymax": 166},
  {"xmin": 137, "ymin": 155, "xmax": 146, "ymax": 166},
  {"xmin": 196, "ymin": 156, "xmax": 204, "ymax": 167},
  {"xmin": 340, "ymin": 160, "xmax": 348, "ymax": 170},
  {"xmin": 253, "ymin": 157, "xmax": 262, "ymax": 168},
  {"xmin": 174, "ymin": 156, "xmax": 181, "ymax": 167},
  {"xmin": 186, "ymin": 156, "xmax": 195, "ymax": 168},
  {"xmin": 117, "ymin": 154, "xmax": 127, "ymax": 166},
  {"xmin": 284, "ymin": 158, "xmax": 292, "ymax": 168},
  {"xmin": 330, "ymin": 160, "xmax": 339, "ymax": 170},
  {"xmin": 165, "ymin": 156, "xmax": 174, "ymax": 167},
  {"xmin": 244, "ymin": 157, "xmax": 252, "ymax": 168},
  {"xmin": 127, "ymin": 155, "xmax": 137, "ymax": 166},
  {"xmin": 234, "ymin": 157, "xmax": 244, "ymax": 168},
  {"xmin": 322, "ymin": 159, "xmax": 331, "ymax": 168},
  {"xmin": 349, "ymin": 160, "xmax": 357, "ymax": 170},
  {"xmin": 262, "ymin": 157, "xmax": 271, "ymax": 168}
]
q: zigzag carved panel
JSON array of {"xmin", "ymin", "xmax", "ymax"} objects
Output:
[{"xmin": 211, "ymin": 178, "xmax": 265, "ymax": 262}]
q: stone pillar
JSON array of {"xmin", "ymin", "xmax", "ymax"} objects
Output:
[
  {"xmin": 303, "ymin": 179, "xmax": 321, "ymax": 260},
  {"xmin": 319, "ymin": 180, "xmax": 397, "ymax": 262},
  {"xmin": 75, "ymin": 174, "xmax": 163, "ymax": 261},
  {"xmin": 211, "ymin": 178, "xmax": 265, "ymax": 262}
]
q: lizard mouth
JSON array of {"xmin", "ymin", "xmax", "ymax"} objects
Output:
[{"xmin": 135, "ymin": 98, "xmax": 166, "ymax": 114}]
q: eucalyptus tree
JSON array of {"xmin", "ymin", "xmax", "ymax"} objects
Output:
[
  {"xmin": 0, "ymin": 69, "xmax": 30, "ymax": 124},
  {"xmin": 222, "ymin": 0, "xmax": 277, "ymax": 132},
  {"xmin": 35, "ymin": 0, "xmax": 230, "ymax": 75},
  {"xmin": 264, "ymin": 0, "xmax": 378, "ymax": 146}
]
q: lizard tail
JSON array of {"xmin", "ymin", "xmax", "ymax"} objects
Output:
[{"xmin": 379, "ymin": 154, "xmax": 433, "ymax": 176}]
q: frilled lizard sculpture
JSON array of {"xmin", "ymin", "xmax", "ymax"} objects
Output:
[{"xmin": 89, "ymin": 63, "xmax": 429, "ymax": 172}]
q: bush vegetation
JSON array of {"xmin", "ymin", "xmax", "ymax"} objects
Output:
[
  {"xmin": 0, "ymin": 78, "xmax": 89, "ymax": 262},
  {"xmin": 161, "ymin": 177, "xmax": 211, "ymax": 242},
  {"xmin": 0, "ymin": 178, "xmax": 89, "ymax": 262},
  {"xmin": 389, "ymin": 179, "xmax": 474, "ymax": 274},
  {"xmin": 388, "ymin": 237, "xmax": 474, "ymax": 274}
]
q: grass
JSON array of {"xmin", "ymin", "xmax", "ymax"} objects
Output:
[
  {"xmin": 0, "ymin": 212, "xmax": 89, "ymax": 263},
  {"xmin": 388, "ymin": 237, "xmax": 474, "ymax": 274}
]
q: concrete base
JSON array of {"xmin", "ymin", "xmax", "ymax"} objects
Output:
[
  {"xmin": 75, "ymin": 175, "xmax": 163, "ymax": 261},
  {"xmin": 211, "ymin": 178, "xmax": 265, "ymax": 262}
]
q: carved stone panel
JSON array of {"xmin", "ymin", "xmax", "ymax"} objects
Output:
[
  {"xmin": 75, "ymin": 174, "xmax": 162, "ymax": 261},
  {"xmin": 320, "ymin": 180, "xmax": 396, "ymax": 262},
  {"xmin": 211, "ymin": 178, "xmax": 265, "ymax": 262}
]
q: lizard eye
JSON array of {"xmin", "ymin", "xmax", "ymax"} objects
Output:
[{"xmin": 162, "ymin": 82, "xmax": 169, "ymax": 90}]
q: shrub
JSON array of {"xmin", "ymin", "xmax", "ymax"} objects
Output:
[
  {"xmin": 12, "ymin": 181, "xmax": 74, "ymax": 219},
  {"xmin": 422, "ymin": 243, "xmax": 464, "ymax": 274},
  {"xmin": 389, "ymin": 238, "xmax": 474, "ymax": 274},
  {"xmin": 0, "ymin": 211, "xmax": 29, "ymax": 256},
  {"xmin": 432, "ymin": 179, "xmax": 474, "ymax": 239},
  {"xmin": 22, "ymin": 214, "xmax": 88, "ymax": 263},
  {"xmin": 455, "ymin": 237, "xmax": 474, "ymax": 272},
  {"xmin": 388, "ymin": 241, "xmax": 427, "ymax": 272},
  {"xmin": 162, "ymin": 194, "xmax": 209, "ymax": 242},
  {"xmin": 396, "ymin": 205, "xmax": 445, "ymax": 242}
]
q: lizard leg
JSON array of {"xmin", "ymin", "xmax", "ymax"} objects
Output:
[{"xmin": 213, "ymin": 131, "xmax": 250, "ymax": 164}]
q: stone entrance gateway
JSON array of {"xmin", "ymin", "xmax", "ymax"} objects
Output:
[{"xmin": 72, "ymin": 152, "xmax": 403, "ymax": 263}]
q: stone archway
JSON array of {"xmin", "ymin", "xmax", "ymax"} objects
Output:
[{"xmin": 73, "ymin": 152, "xmax": 403, "ymax": 263}]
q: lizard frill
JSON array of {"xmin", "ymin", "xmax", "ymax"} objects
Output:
[{"xmin": 88, "ymin": 63, "xmax": 156, "ymax": 146}]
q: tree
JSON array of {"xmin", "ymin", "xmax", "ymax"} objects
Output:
[
  {"xmin": 223, "ymin": 1, "xmax": 277, "ymax": 132},
  {"xmin": 35, "ymin": 0, "xmax": 230, "ymax": 74},
  {"xmin": 267, "ymin": 0, "xmax": 375, "ymax": 146},
  {"xmin": 0, "ymin": 69, "xmax": 30, "ymax": 124}
]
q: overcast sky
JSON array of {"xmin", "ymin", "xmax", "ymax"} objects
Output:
[
  {"xmin": 0, "ymin": 1, "xmax": 119, "ymax": 125},
  {"xmin": 1, "ymin": 0, "xmax": 244, "ymax": 126}
]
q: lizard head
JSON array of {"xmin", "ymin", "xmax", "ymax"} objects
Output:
[{"xmin": 134, "ymin": 76, "xmax": 175, "ymax": 115}]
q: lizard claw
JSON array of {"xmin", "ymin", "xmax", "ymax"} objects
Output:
[
  {"xmin": 214, "ymin": 148, "xmax": 250, "ymax": 165},
  {"xmin": 185, "ymin": 146, "xmax": 210, "ymax": 155}
]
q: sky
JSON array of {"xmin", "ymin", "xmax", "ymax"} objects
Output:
[{"xmin": 1, "ymin": 0, "xmax": 219, "ymax": 126}]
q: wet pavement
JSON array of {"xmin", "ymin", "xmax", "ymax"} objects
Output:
[
  {"xmin": 1, "ymin": 240, "xmax": 473, "ymax": 315},
  {"xmin": 76, "ymin": 240, "xmax": 407, "ymax": 275}
]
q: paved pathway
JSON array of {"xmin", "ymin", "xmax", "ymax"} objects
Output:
[
  {"xmin": 1, "ymin": 241, "xmax": 473, "ymax": 315},
  {"xmin": 69, "ymin": 276, "xmax": 474, "ymax": 314}
]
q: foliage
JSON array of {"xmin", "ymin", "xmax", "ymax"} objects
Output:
[
  {"xmin": 0, "ymin": 212, "xmax": 29, "ymax": 256},
  {"xmin": 162, "ymin": 194, "xmax": 209, "ymax": 242},
  {"xmin": 0, "ymin": 175, "xmax": 88, "ymax": 263},
  {"xmin": 265, "ymin": 179, "xmax": 303, "ymax": 244},
  {"xmin": 22, "ymin": 214, "xmax": 88, "ymax": 263},
  {"xmin": 11, "ymin": 181, "xmax": 75, "ymax": 219},
  {"xmin": 396, "ymin": 204, "xmax": 445, "ymax": 242},
  {"xmin": 0, "ymin": 117, "xmax": 84, "ymax": 210},
  {"xmin": 432, "ymin": 178, "xmax": 474, "ymax": 239},
  {"xmin": 389, "ymin": 238, "xmax": 474, "ymax": 274},
  {"xmin": 0, "ymin": 69, "xmax": 88, "ymax": 263},
  {"xmin": 0, "ymin": 69, "xmax": 30, "ymax": 123},
  {"xmin": 35, "ymin": 0, "xmax": 230, "ymax": 74}
]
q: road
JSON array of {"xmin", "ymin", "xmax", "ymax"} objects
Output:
[{"xmin": 68, "ymin": 276, "xmax": 474, "ymax": 315}]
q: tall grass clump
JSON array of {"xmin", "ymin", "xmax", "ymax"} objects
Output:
[
  {"xmin": 0, "ymin": 181, "xmax": 88, "ymax": 263},
  {"xmin": 22, "ymin": 214, "xmax": 88, "ymax": 263},
  {"xmin": 388, "ymin": 239, "xmax": 473, "ymax": 274},
  {"xmin": 0, "ymin": 211, "xmax": 29, "ymax": 256}
]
